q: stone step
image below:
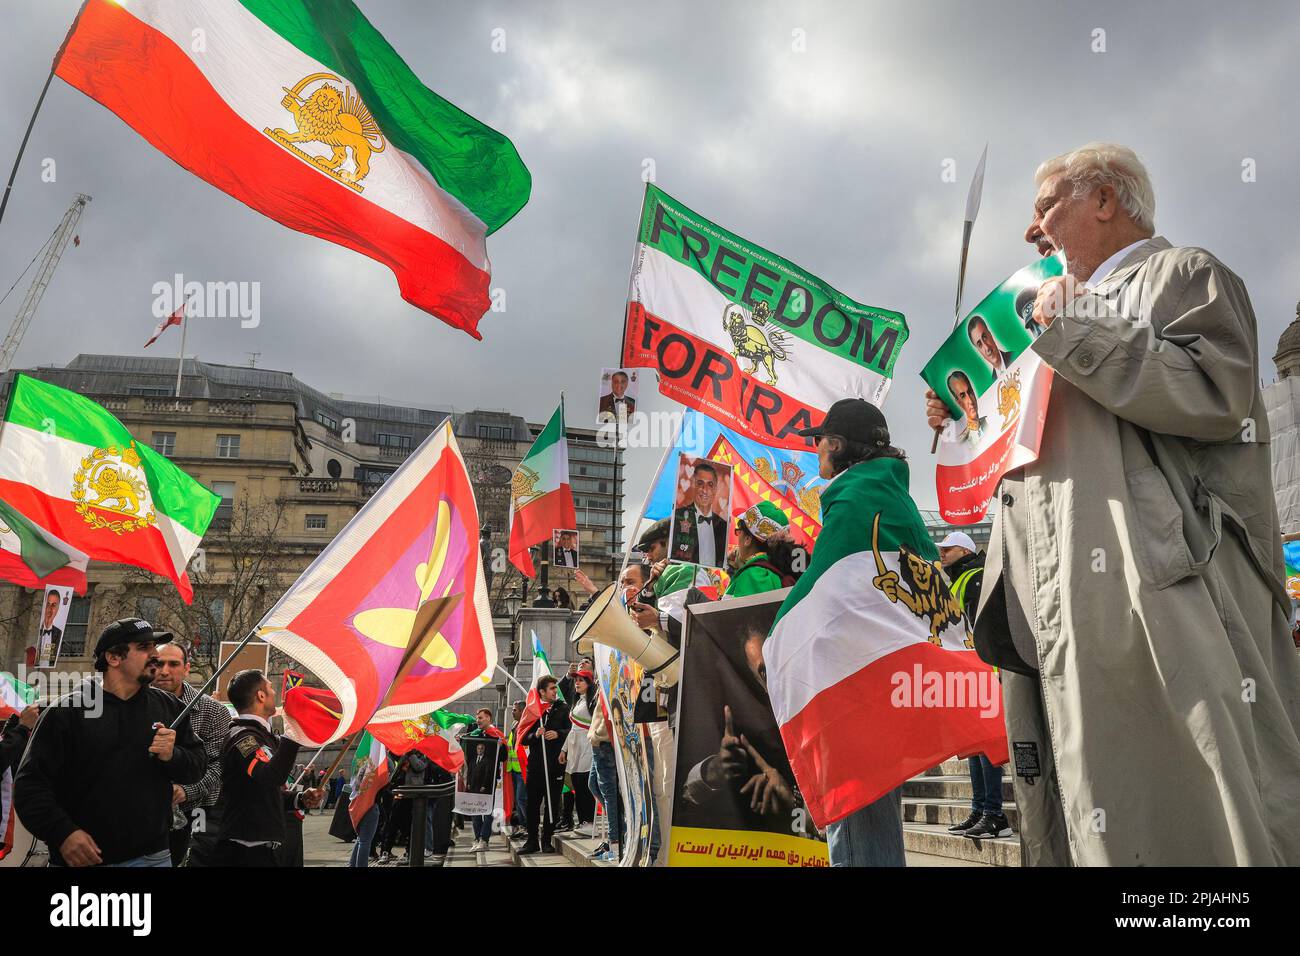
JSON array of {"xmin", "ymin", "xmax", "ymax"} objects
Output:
[
  {"xmin": 902, "ymin": 797, "xmax": 1020, "ymax": 830},
  {"xmin": 902, "ymin": 823, "xmax": 1020, "ymax": 867},
  {"xmin": 903, "ymin": 774, "xmax": 1016, "ymax": 803},
  {"xmin": 552, "ymin": 831, "xmax": 615, "ymax": 867}
]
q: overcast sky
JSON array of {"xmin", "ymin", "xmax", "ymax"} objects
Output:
[{"xmin": 3, "ymin": 0, "xmax": 1299, "ymax": 517}]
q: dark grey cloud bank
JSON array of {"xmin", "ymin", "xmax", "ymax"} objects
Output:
[{"xmin": 2, "ymin": 0, "xmax": 1298, "ymax": 517}]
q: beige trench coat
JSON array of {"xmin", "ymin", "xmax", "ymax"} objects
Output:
[{"xmin": 976, "ymin": 237, "xmax": 1300, "ymax": 865}]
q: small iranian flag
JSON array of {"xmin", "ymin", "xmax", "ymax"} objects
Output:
[
  {"xmin": 767, "ymin": 457, "xmax": 1009, "ymax": 829},
  {"xmin": 0, "ymin": 375, "xmax": 219, "ymax": 602},
  {"xmin": 514, "ymin": 632, "xmax": 557, "ymax": 779},
  {"xmin": 55, "ymin": 0, "xmax": 530, "ymax": 337},
  {"xmin": 0, "ymin": 499, "xmax": 88, "ymax": 594},
  {"xmin": 348, "ymin": 730, "xmax": 389, "ymax": 831},
  {"xmin": 0, "ymin": 673, "xmax": 36, "ymax": 861},
  {"xmin": 369, "ymin": 708, "xmax": 475, "ymax": 773},
  {"xmin": 508, "ymin": 403, "xmax": 576, "ymax": 577}
]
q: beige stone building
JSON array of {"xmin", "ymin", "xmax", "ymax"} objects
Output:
[{"xmin": 0, "ymin": 354, "xmax": 621, "ymax": 706}]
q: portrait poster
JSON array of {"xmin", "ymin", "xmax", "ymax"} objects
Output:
[
  {"xmin": 34, "ymin": 585, "xmax": 73, "ymax": 670},
  {"xmin": 596, "ymin": 367, "xmax": 640, "ymax": 428},
  {"xmin": 454, "ymin": 735, "xmax": 501, "ymax": 817},
  {"xmin": 552, "ymin": 528, "xmax": 580, "ymax": 569},
  {"xmin": 669, "ymin": 591, "xmax": 828, "ymax": 867},
  {"xmin": 667, "ymin": 454, "xmax": 734, "ymax": 571},
  {"xmin": 920, "ymin": 255, "xmax": 1064, "ymax": 524},
  {"xmin": 594, "ymin": 641, "xmax": 655, "ymax": 866}
]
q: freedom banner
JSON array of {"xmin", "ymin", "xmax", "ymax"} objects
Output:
[
  {"xmin": 622, "ymin": 185, "xmax": 908, "ymax": 450},
  {"xmin": 670, "ymin": 593, "xmax": 828, "ymax": 867},
  {"xmin": 921, "ymin": 255, "xmax": 1065, "ymax": 524}
]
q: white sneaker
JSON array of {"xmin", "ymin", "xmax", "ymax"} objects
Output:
[{"xmin": 471, "ymin": 840, "xmax": 486, "ymax": 852}]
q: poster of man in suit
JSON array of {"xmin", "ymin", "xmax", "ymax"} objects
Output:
[
  {"xmin": 552, "ymin": 529, "xmax": 580, "ymax": 569},
  {"xmin": 669, "ymin": 454, "xmax": 733, "ymax": 569},
  {"xmin": 34, "ymin": 585, "xmax": 73, "ymax": 669},
  {"xmin": 597, "ymin": 367, "xmax": 639, "ymax": 423}
]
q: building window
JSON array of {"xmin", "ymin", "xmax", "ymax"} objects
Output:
[
  {"xmin": 61, "ymin": 597, "xmax": 92, "ymax": 657},
  {"xmin": 305, "ymin": 514, "xmax": 327, "ymax": 531},
  {"xmin": 210, "ymin": 481, "xmax": 235, "ymax": 532},
  {"xmin": 151, "ymin": 431, "xmax": 176, "ymax": 457},
  {"xmin": 314, "ymin": 410, "xmax": 339, "ymax": 431},
  {"xmin": 476, "ymin": 425, "xmax": 512, "ymax": 441},
  {"xmin": 216, "ymin": 434, "xmax": 241, "ymax": 458},
  {"xmin": 377, "ymin": 433, "xmax": 412, "ymax": 450},
  {"xmin": 128, "ymin": 386, "xmax": 172, "ymax": 397}
]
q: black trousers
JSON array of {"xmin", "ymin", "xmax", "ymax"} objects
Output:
[
  {"xmin": 210, "ymin": 840, "xmax": 278, "ymax": 867},
  {"xmin": 526, "ymin": 764, "xmax": 564, "ymax": 844},
  {"xmin": 572, "ymin": 772, "xmax": 595, "ymax": 825},
  {"xmin": 168, "ymin": 824, "xmax": 191, "ymax": 867}
]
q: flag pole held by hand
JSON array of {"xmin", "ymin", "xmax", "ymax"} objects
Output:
[{"xmin": 931, "ymin": 144, "xmax": 987, "ymax": 454}]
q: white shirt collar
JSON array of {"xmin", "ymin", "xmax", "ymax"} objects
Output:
[
  {"xmin": 1087, "ymin": 238, "xmax": 1150, "ymax": 287},
  {"xmin": 237, "ymin": 712, "xmax": 272, "ymax": 731}
]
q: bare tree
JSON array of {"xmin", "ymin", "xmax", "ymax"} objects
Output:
[{"xmin": 124, "ymin": 497, "xmax": 293, "ymax": 673}]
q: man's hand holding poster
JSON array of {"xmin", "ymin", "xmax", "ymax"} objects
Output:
[{"xmin": 922, "ymin": 255, "xmax": 1064, "ymax": 523}]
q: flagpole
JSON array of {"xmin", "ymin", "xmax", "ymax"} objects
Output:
[
  {"xmin": 0, "ymin": 67, "xmax": 55, "ymax": 232},
  {"xmin": 495, "ymin": 662, "xmax": 527, "ymax": 696},
  {"xmin": 174, "ymin": 304, "xmax": 188, "ymax": 398},
  {"xmin": 931, "ymin": 144, "xmax": 988, "ymax": 454}
]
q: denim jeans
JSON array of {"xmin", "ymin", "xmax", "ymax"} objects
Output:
[
  {"xmin": 590, "ymin": 741, "xmax": 621, "ymax": 849},
  {"xmin": 472, "ymin": 814, "xmax": 492, "ymax": 841},
  {"xmin": 349, "ymin": 804, "xmax": 379, "ymax": 867},
  {"xmin": 510, "ymin": 771, "xmax": 527, "ymax": 826},
  {"xmin": 968, "ymin": 755, "xmax": 1004, "ymax": 815},
  {"xmin": 107, "ymin": 848, "xmax": 172, "ymax": 868},
  {"xmin": 825, "ymin": 786, "xmax": 906, "ymax": 867}
]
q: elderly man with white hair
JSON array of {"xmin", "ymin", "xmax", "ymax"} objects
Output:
[{"xmin": 926, "ymin": 142, "xmax": 1300, "ymax": 866}]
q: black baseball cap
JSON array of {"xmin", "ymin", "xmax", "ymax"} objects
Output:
[
  {"xmin": 634, "ymin": 518, "xmax": 670, "ymax": 552},
  {"xmin": 92, "ymin": 617, "xmax": 158, "ymax": 658},
  {"xmin": 797, "ymin": 398, "xmax": 891, "ymax": 446}
]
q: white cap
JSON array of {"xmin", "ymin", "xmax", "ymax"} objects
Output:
[{"xmin": 938, "ymin": 531, "xmax": 977, "ymax": 552}]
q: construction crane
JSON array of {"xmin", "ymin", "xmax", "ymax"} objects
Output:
[{"xmin": 0, "ymin": 192, "xmax": 91, "ymax": 373}]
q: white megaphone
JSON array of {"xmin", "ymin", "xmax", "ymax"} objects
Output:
[{"xmin": 570, "ymin": 583, "xmax": 680, "ymax": 686}]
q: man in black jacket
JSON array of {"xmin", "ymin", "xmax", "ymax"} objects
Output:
[
  {"xmin": 14, "ymin": 617, "xmax": 206, "ymax": 867},
  {"xmin": 938, "ymin": 533, "xmax": 1011, "ymax": 841},
  {"xmin": 518, "ymin": 675, "xmax": 570, "ymax": 855},
  {"xmin": 207, "ymin": 669, "xmax": 322, "ymax": 867}
]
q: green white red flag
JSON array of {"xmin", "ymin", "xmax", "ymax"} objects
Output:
[
  {"xmin": 508, "ymin": 403, "xmax": 576, "ymax": 577},
  {"xmin": 621, "ymin": 184, "xmax": 909, "ymax": 450},
  {"xmin": 514, "ymin": 632, "xmax": 556, "ymax": 780},
  {"xmin": 0, "ymin": 375, "xmax": 219, "ymax": 602},
  {"xmin": 0, "ymin": 499, "xmax": 88, "ymax": 594},
  {"xmin": 259, "ymin": 420, "xmax": 496, "ymax": 744},
  {"xmin": 55, "ymin": 0, "xmax": 530, "ymax": 338},
  {"xmin": 767, "ymin": 458, "xmax": 1008, "ymax": 829},
  {"xmin": 348, "ymin": 730, "xmax": 388, "ymax": 830},
  {"xmin": 371, "ymin": 708, "xmax": 476, "ymax": 773}
]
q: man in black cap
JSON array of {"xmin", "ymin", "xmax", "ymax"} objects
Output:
[
  {"xmin": 14, "ymin": 618, "xmax": 206, "ymax": 867},
  {"xmin": 207, "ymin": 669, "xmax": 322, "ymax": 867}
]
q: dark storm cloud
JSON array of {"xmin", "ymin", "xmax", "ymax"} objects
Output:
[{"xmin": 1, "ymin": 0, "xmax": 1297, "ymax": 514}]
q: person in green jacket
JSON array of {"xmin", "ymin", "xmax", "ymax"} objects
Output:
[{"xmin": 723, "ymin": 500, "xmax": 801, "ymax": 598}]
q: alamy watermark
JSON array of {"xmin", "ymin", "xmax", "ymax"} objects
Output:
[{"xmin": 152, "ymin": 273, "xmax": 260, "ymax": 329}]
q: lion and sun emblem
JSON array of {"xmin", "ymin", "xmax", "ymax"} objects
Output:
[
  {"xmin": 71, "ymin": 441, "xmax": 157, "ymax": 535},
  {"xmin": 264, "ymin": 72, "xmax": 386, "ymax": 192},
  {"xmin": 869, "ymin": 513, "xmax": 973, "ymax": 648},
  {"xmin": 723, "ymin": 301, "xmax": 791, "ymax": 386}
]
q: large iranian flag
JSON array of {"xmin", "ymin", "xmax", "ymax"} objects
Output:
[
  {"xmin": 54, "ymin": 0, "xmax": 530, "ymax": 338},
  {"xmin": 508, "ymin": 403, "xmax": 576, "ymax": 577},
  {"xmin": 622, "ymin": 185, "xmax": 909, "ymax": 450},
  {"xmin": 0, "ymin": 375, "xmax": 219, "ymax": 602},
  {"xmin": 767, "ymin": 457, "xmax": 1008, "ymax": 829},
  {"xmin": 0, "ymin": 499, "xmax": 88, "ymax": 595}
]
